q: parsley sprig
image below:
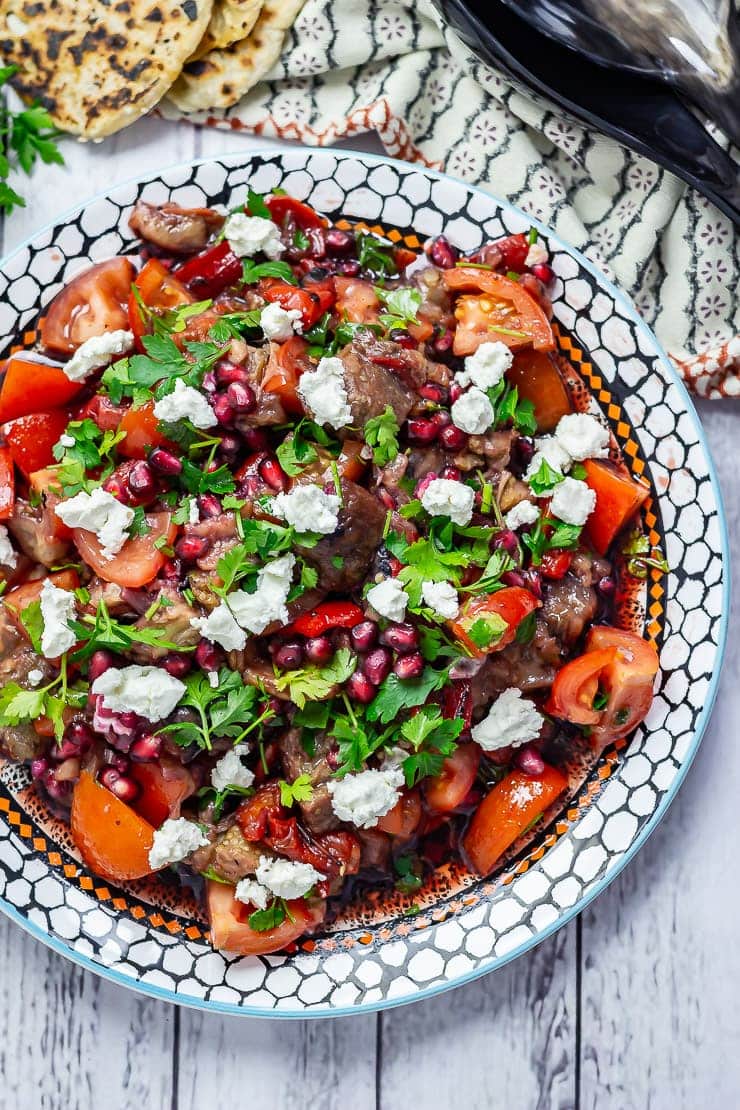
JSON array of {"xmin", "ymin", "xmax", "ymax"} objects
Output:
[
  {"xmin": 374, "ymin": 286, "xmax": 422, "ymax": 333},
  {"xmin": 364, "ymin": 405, "xmax": 400, "ymax": 466},
  {"xmin": 0, "ymin": 66, "xmax": 64, "ymax": 213},
  {"xmin": 50, "ymin": 419, "xmax": 125, "ymax": 496},
  {"xmin": 69, "ymin": 599, "xmax": 194, "ymax": 662},
  {"xmin": 0, "ymin": 656, "xmax": 86, "ymax": 743},
  {"xmin": 156, "ymin": 668, "xmax": 273, "ymax": 751}
]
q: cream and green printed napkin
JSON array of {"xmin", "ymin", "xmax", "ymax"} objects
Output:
[{"xmin": 164, "ymin": 0, "xmax": 740, "ymax": 398}]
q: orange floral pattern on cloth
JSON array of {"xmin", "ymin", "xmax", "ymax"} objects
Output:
[{"xmin": 161, "ymin": 0, "xmax": 739, "ymax": 398}]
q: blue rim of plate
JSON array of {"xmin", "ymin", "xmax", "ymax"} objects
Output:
[{"xmin": 0, "ymin": 147, "xmax": 730, "ymax": 1019}]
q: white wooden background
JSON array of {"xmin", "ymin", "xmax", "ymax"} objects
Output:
[{"xmin": 0, "ymin": 120, "xmax": 737, "ymax": 1110}]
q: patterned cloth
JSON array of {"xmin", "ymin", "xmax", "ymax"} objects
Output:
[{"xmin": 165, "ymin": 0, "xmax": 739, "ymax": 398}]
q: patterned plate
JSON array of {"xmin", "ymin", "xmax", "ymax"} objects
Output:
[{"xmin": 0, "ymin": 150, "xmax": 728, "ymax": 1017}]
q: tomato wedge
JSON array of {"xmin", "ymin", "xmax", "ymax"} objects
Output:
[
  {"xmin": 3, "ymin": 409, "xmax": 70, "ymax": 478},
  {"xmin": 75, "ymin": 393, "xmax": 126, "ymax": 432},
  {"xmin": 129, "ymin": 258, "xmax": 194, "ymax": 353},
  {"xmin": 259, "ymin": 277, "xmax": 334, "ymax": 331},
  {"xmin": 424, "ymin": 744, "xmax": 481, "ymax": 813},
  {"xmin": 334, "ymin": 276, "xmax": 379, "ymax": 324},
  {"xmin": 464, "ymin": 764, "xmax": 568, "ymax": 876},
  {"xmin": 207, "ymin": 880, "xmax": 326, "ymax": 956},
  {"xmin": 265, "ymin": 195, "xmax": 326, "ymax": 229},
  {"xmin": 545, "ymin": 648, "xmax": 616, "ymax": 726},
  {"xmin": 376, "ymin": 789, "xmax": 422, "ymax": 838},
  {"xmin": 71, "ymin": 771, "xmax": 155, "ymax": 883},
  {"xmin": 0, "ymin": 356, "xmax": 82, "ymax": 424},
  {"xmin": 262, "ymin": 336, "xmax": 312, "ymax": 413},
  {"xmin": 173, "ymin": 240, "xmax": 242, "ymax": 299},
  {"xmin": 450, "ymin": 586, "xmax": 540, "ymax": 657},
  {"xmin": 4, "ymin": 569, "xmax": 79, "ymax": 638},
  {"xmin": 506, "ymin": 349, "xmax": 572, "ymax": 432},
  {"xmin": 130, "ymin": 759, "xmax": 196, "ymax": 828},
  {"xmin": 0, "ymin": 446, "xmax": 14, "ymax": 520},
  {"xmin": 40, "ymin": 257, "xmax": 135, "ymax": 355},
  {"xmin": 583, "ymin": 459, "xmax": 649, "ymax": 556},
  {"xmin": 117, "ymin": 401, "xmax": 170, "ymax": 460},
  {"xmin": 443, "ymin": 267, "xmax": 555, "ymax": 356},
  {"xmin": 71, "ymin": 510, "xmax": 175, "ymax": 587}
]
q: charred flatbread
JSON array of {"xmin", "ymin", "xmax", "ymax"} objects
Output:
[{"xmin": 190, "ymin": 0, "xmax": 263, "ymax": 60}]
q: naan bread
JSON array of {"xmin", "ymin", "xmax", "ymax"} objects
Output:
[
  {"xmin": 0, "ymin": 0, "xmax": 214, "ymax": 140},
  {"xmin": 167, "ymin": 0, "xmax": 304, "ymax": 113},
  {"xmin": 191, "ymin": 0, "xmax": 263, "ymax": 60}
]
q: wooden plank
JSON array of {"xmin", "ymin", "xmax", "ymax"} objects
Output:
[
  {"xmin": 177, "ymin": 1008, "xmax": 378, "ymax": 1110},
  {"xmin": 580, "ymin": 402, "xmax": 739, "ymax": 1110},
  {"xmin": 380, "ymin": 923, "xmax": 578, "ymax": 1110},
  {"xmin": 0, "ymin": 915, "xmax": 175, "ymax": 1110}
]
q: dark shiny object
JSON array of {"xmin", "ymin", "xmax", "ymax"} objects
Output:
[{"xmin": 429, "ymin": 0, "xmax": 740, "ymax": 225}]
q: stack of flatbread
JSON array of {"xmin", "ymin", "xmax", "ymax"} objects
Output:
[{"xmin": 0, "ymin": 0, "xmax": 305, "ymax": 140}]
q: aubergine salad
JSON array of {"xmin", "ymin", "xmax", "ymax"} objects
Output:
[{"xmin": 0, "ymin": 187, "xmax": 660, "ymax": 955}]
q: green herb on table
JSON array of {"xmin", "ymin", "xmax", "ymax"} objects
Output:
[{"xmin": 0, "ymin": 66, "xmax": 64, "ymax": 213}]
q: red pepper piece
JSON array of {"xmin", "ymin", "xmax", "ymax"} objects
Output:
[
  {"xmin": 173, "ymin": 240, "xmax": 242, "ymax": 299},
  {"xmin": 290, "ymin": 601, "xmax": 365, "ymax": 638},
  {"xmin": 0, "ymin": 446, "xmax": 15, "ymax": 519}
]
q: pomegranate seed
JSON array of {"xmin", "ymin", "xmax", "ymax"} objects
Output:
[
  {"xmin": 405, "ymin": 418, "xmax": 438, "ymax": 445},
  {"xmin": 62, "ymin": 722, "xmax": 94, "ymax": 756},
  {"xmin": 99, "ymin": 767, "xmax": 140, "ymax": 804},
  {"xmin": 202, "ymin": 370, "xmax": 217, "ymax": 392},
  {"xmin": 175, "ymin": 534, "xmax": 211, "ymax": 561},
  {"xmin": 130, "ymin": 734, "xmax": 163, "ymax": 763},
  {"xmin": 195, "ymin": 639, "xmax": 223, "ymax": 671},
  {"xmin": 413, "ymin": 472, "xmax": 439, "ymax": 499},
  {"xmin": 150, "ymin": 447, "xmax": 183, "ymax": 476},
  {"xmin": 440, "ymin": 464, "xmax": 462, "ymax": 481},
  {"xmin": 88, "ymin": 649, "xmax": 115, "ymax": 683},
  {"xmin": 432, "ymin": 410, "xmax": 451, "ymax": 430},
  {"xmin": 197, "ymin": 493, "xmax": 222, "ymax": 518},
  {"xmin": 362, "ymin": 647, "xmax": 392, "ymax": 686},
  {"xmin": 511, "ymin": 436, "xmax": 535, "ymax": 475},
  {"xmin": 337, "ymin": 259, "xmax": 361, "ymax": 277},
  {"xmin": 127, "ymin": 460, "xmax": 155, "ymax": 499},
  {"xmin": 432, "ymin": 330, "xmax": 454, "ymax": 356},
  {"xmin": 102, "ymin": 473, "xmax": 131, "ymax": 503},
  {"xmin": 159, "ymin": 557, "xmax": 182, "ymax": 582},
  {"xmin": 389, "ymin": 329, "xmax": 416, "ymax": 350},
  {"xmin": 347, "ymin": 670, "xmax": 376, "ymax": 704},
  {"xmin": 212, "ymin": 392, "xmax": 235, "ymax": 426},
  {"xmin": 161, "ymin": 653, "xmax": 192, "ymax": 678},
  {"xmin": 532, "ymin": 262, "xmax": 554, "ymax": 284},
  {"xmin": 274, "ymin": 641, "xmax": 305, "ymax": 671},
  {"xmin": 259, "ymin": 457, "xmax": 288, "ymax": 492},
  {"xmin": 493, "ymin": 529, "xmax": 520, "ymax": 556},
  {"xmin": 242, "ymin": 427, "xmax": 270, "ymax": 452},
  {"xmin": 102, "ymin": 749, "xmax": 129, "ymax": 772},
  {"xmin": 524, "ymin": 568, "xmax": 543, "ymax": 599},
  {"xmin": 393, "ymin": 651, "xmax": 424, "ymax": 680},
  {"xmin": 419, "ymin": 383, "xmax": 448, "ymax": 404},
  {"xmin": 517, "ymin": 744, "xmax": 546, "ymax": 775},
  {"xmin": 381, "ymin": 622, "xmax": 419, "ymax": 654},
  {"xmin": 325, "ymin": 229, "xmax": 354, "ymax": 256},
  {"xmin": 218, "ymin": 433, "xmax": 242, "ymax": 462},
  {"xmin": 439, "ymin": 424, "xmax": 469, "ymax": 452},
  {"xmin": 304, "ymin": 635, "xmax": 334, "ymax": 664},
  {"xmin": 449, "ymin": 382, "xmax": 464, "ymax": 404},
  {"xmin": 502, "ymin": 570, "xmax": 527, "ymax": 589},
  {"xmin": 351, "ymin": 620, "xmax": 378, "ymax": 652},
  {"xmin": 227, "ymin": 381, "xmax": 256, "ymax": 413},
  {"xmin": 377, "ymin": 488, "xmax": 396, "ymax": 510},
  {"xmin": 42, "ymin": 770, "xmax": 73, "ymax": 802},
  {"xmin": 216, "ymin": 360, "xmax": 249, "ymax": 385},
  {"xmin": 598, "ymin": 575, "xmax": 616, "ymax": 598},
  {"xmin": 428, "ymin": 235, "xmax": 459, "ymax": 269},
  {"xmin": 31, "ymin": 757, "xmax": 48, "ymax": 780}
]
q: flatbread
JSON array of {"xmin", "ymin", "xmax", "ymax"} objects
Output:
[
  {"xmin": 0, "ymin": 0, "xmax": 214, "ymax": 140},
  {"xmin": 166, "ymin": 0, "xmax": 304, "ymax": 113},
  {"xmin": 190, "ymin": 0, "xmax": 263, "ymax": 60}
]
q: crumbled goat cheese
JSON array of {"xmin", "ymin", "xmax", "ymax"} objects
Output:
[
  {"xmin": 55, "ymin": 487, "xmax": 134, "ymax": 559},
  {"xmin": 207, "ymin": 671, "xmax": 219, "ymax": 689},
  {"xmin": 504, "ymin": 499, "xmax": 540, "ymax": 530},
  {"xmin": 255, "ymin": 855, "xmax": 325, "ymax": 900},
  {"xmin": 260, "ymin": 302, "xmax": 304, "ymax": 340},
  {"xmin": 421, "ymin": 579, "xmax": 459, "ymax": 619},
  {"xmin": 471, "ymin": 688, "xmax": 544, "ymax": 751},
  {"xmin": 420, "ymin": 477, "xmax": 475, "ymax": 527},
  {"xmin": 554, "ymin": 412, "xmax": 610, "ymax": 461},
  {"xmin": 153, "ymin": 378, "xmax": 217, "ymax": 430},
  {"xmin": 58, "ymin": 433, "xmax": 75, "ymax": 449},
  {"xmin": 328, "ymin": 766, "xmax": 404, "ymax": 829},
  {"xmin": 525, "ymin": 435, "xmax": 572, "ymax": 485},
  {"xmin": 27, "ymin": 669, "xmax": 44, "ymax": 687},
  {"xmin": 234, "ymin": 878, "xmax": 270, "ymax": 910},
  {"xmin": 148, "ymin": 818, "xmax": 209, "ymax": 871},
  {"xmin": 228, "ymin": 553, "xmax": 296, "ymax": 634},
  {"xmin": 367, "ymin": 577, "xmax": 408, "ymax": 622},
  {"xmin": 92, "ymin": 664, "xmax": 186, "ymax": 722},
  {"xmin": 451, "ymin": 386, "xmax": 494, "ymax": 435},
  {"xmin": 189, "ymin": 500, "xmax": 200, "ymax": 525},
  {"xmin": 525, "ymin": 240, "xmax": 548, "ymax": 268},
  {"xmin": 190, "ymin": 600, "xmax": 247, "ymax": 652},
  {"xmin": 272, "ymin": 484, "xmax": 340, "ymax": 535},
  {"xmin": 39, "ymin": 579, "xmax": 76, "ymax": 659},
  {"xmin": 297, "ymin": 357, "xmax": 352, "ymax": 430},
  {"xmin": 211, "ymin": 744, "xmax": 255, "ymax": 793},
  {"xmin": 223, "ymin": 212, "xmax": 284, "ymax": 260},
  {"xmin": 456, "ymin": 341, "xmax": 513, "ymax": 389},
  {"xmin": 62, "ymin": 330, "xmax": 134, "ymax": 383},
  {"xmin": 0, "ymin": 524, "xmax": 17, "ymax": 569},
  {"xmin": 549, "ymin": 476, "xmax": 596, "ymax": 526}
]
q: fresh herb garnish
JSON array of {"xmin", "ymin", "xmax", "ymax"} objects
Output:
[
  {"xmin": 272, "ymin": 648, "xmax": 357, "ymax": 709},
  {"xmin": 398, "ymin": 705, "xmax": 462, "ymax": 786},
  {"xmin": 275, "ymin": 420, "xmax": 320, "ymax": 476},
  {"xmin": 0, "ymin": 656, "xmax": 86, "ymax": 743},
  {"xmin": 622, "ymin": 530, "xmax": 669, "ymax": 579},
  {"xmin": 241, "ymin": 259, "xmax": 296, "ymax": 285},
  {"xmin": 69, "ymin": 599, "xmax": 195, "ymax": 662},
  {"xmin": 364, "ymin": 405, "xmax": 400, "ymax": 467},
  {"xmin": 246, "ymin": 187, "xmax": 271, "ymax": 220},
  {"xmin": 279, "ymin": 774, "xmax": 314, "ymax": 806},
  {"xmin": 356, "ymin": 232, "xmax": 397, "ymax": 276},
  {"xmin": 394, "ymin": 854, "xmax": 423, "ymax": 894},
  {"xmin": 374, "ymin": 286, "xmax": 422, "ymax": 333},
  {"xmin": 249, "ymin": 897, "xmax": 293, "ymax": 932},
  {"xmin": 366, "ymin": 666, "xmax": 448, "ymax": 726},
  {"xmin": 527, "ymin": 458, "xmax": 565, "ymax": 496},
  {"xmin": 0, "ymin": 66, "xmax": 64, "ymax": 213},
  {"xmin": 156, "ymin": 669, "xmax": 272, "ymax": 751}
]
